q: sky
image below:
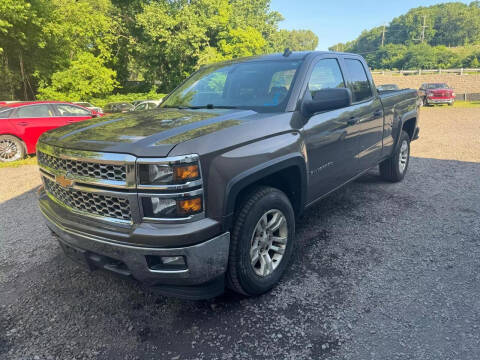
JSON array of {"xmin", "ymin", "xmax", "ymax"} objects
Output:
[{"xmin": 269, "ymin": 0, "xmax": 472, "ymax": 50}]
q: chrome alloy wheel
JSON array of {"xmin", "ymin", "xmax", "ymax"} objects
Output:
[
  {"xmin": 250, "ymin": 209, "xmax": 288, "ymax": 277},
  {"xmin": 0, "ymin": 138, "xmax": 20, "ymax": 161},
  {"xmin": 399, "ymin": 140, "xmax": 409, "ymax": 173}
]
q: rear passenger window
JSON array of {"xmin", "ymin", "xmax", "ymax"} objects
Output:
[
  {"xmin": 308, "ymin": 59, "xmax": 345, "ymax": 97},
  {"xmin": 344, "ymin": 59, "xmax": 373, "ymax": 102},
  {"xmin": 55, "ymin": 104, "xmax": 90, "ymax": 116},
  {"xmin": 16, "ymin": 105, "xmax": 54, "ymax": 118}
]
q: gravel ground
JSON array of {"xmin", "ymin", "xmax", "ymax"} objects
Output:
[{"xmin": 1, "ymin": 109, "xmax": 479, "ymax": 359}]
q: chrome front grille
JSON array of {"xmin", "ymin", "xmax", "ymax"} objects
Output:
[
  {"xmin": 38, "ymin": 151, "xmax": 126, "ymax": 182},
  {"xmin": 37, "ymin": 142, "xmax": 203, "ymax": 225},
  {"xmin": 43, "ymin": 177, "xmax": 131, "ymax": 221}
]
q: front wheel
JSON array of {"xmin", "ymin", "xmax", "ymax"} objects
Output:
[
  {"xmin": 227, "ymin": 186, "xmax": 295, "ymax": 296},
  {"xmin": 0, "ymin": 135, "xmax": 26, "ymax": 162},
  {"xmin": 379, "ymin": 130, "xmax": 410, "ymax": 182}
]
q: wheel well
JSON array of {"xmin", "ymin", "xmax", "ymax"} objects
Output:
[
  {"xmin": 402, "ymin": 118, "xmax": 416, "ymax": 140},
  {"xmin": 234, "ymin": 166, "xmax": 303, "ymax": 217}
]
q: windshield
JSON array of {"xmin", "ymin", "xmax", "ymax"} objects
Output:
[
  {"xmin": 426, "ymin": 83, "xmax": 449, "ymax": 89},
  {"xmin": 162, "ymin": 60, "xmax": 303, "ymax": 112}
]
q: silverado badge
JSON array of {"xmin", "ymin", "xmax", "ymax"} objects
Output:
[{"xmin": 55, "ymin": 174, "xmax": 73, "ymax": 188}]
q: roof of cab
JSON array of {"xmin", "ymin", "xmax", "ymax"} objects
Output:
[{"xmin": 216, "ymin": 51, "xmax": 362, "ymax": 65}]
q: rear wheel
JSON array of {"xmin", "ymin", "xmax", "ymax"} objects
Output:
[
  {"xmin": 227, "ymin": 186, "xmax": 295, "ymax": 296},
  {"xmin": 379, "ymin": 130, "xmax": 410, "ymax": 182},
  {"xmin": 0, "ymin": 135, "xmax": 25, "ymax": 162}
]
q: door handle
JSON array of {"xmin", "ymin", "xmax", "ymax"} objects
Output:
[
  {"xmin": 347, "ymin": 117, "xmax": 359, "ymax": 125},
  {"xmin": 16, "ymin": 121, "xmax": 29, "ymax": 126}
]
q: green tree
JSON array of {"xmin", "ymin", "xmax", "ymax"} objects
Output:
[
  {"xmin": 37, "ymin": 52, "xmax": 118, "ymax": 101},
  {"xmin": 271, "ymin": 29, "xmax": 318, "ymax": 51}
]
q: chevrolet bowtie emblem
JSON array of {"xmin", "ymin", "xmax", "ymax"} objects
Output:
[{"xmin": 55, "ymin": 174, "xmax": 73, "ymax": 188}]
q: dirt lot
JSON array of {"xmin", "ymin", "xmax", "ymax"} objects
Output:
[
  {"xmin": 1, "ymin": 108, "xmax": 479, "ymax": 359},
  {"xmin": 412, "ymin": 107, "xmax": 480, "ymax": 162}
]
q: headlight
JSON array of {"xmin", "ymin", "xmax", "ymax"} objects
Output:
[
  {"xmin": 138, "ymin": 163, "xmax": 200, "ymax": 185},
  {"xmin": 137, "ymin": 155, "xmax": 203, "ymax": 220}
]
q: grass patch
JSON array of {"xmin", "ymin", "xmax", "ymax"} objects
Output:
[
  {"xmin": 453, "ymin": 101, "xmax": 480, "ymax": 108},
  {"xmin": 0, "ymin": 155, "xmax": 37, "ymax": 168}
]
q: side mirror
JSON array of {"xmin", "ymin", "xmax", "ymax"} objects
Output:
[{"xmin": 302, "ymin": 88, "xmax": 352, "ymax": 116}]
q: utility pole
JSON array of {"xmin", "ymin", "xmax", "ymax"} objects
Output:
[
  {"xmin": 421, "ymin": 15, "xmax": 427, "ymax": 43},
  {"xmin": 413, "ymin": 15, "xmax": 428, "ymax": 43},
  {"xmin": 381, "ymin": 23, "xmax": 387, "ymax": 47}
]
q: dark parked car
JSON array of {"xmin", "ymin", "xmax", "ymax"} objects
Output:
[
  {"xmin": 0, "ymin": 101, "xmax": 99, "ymax": 162},
  {"xmin": 103, "ymin": 102, "xmax": 134, "ymax": 113},
  {"xmin": 37, "ymin": 51, "xmax": 419, "ymax": 299},
  {"xmin": 377, "ymin": 84, "xmax": 400, "ymax": 92},
  {"xmin": 418, "ymin": 83, "xmax": 455, "ymax": 106}
]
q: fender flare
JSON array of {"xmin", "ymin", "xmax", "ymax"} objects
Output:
[
  {"xmin": 222, "ymin": 153, "xmax": 307, "ymax": 229},
  {"xmin": 394, "ymin": 110, "xmax": 417, "ymax": 147}
]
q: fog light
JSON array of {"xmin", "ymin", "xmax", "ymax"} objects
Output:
[
  {"xmin": 161, "ymin": 256, "xmax": 185, "ymax": 266},
  {"xmin": 145, "ymin": 255, "xmax": 187, "ymax": 271}
]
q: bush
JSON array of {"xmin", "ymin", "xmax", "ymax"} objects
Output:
[{"xmin": 37, "ymin": 53, "xmax": 119, "ymax": 101}]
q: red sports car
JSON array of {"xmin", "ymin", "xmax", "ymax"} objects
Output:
[{"xmin": 0, "ymin": 101, "xmax": 101, "ymax": 162}]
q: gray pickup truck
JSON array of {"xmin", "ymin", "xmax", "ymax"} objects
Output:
[{"xmin": 37, "ymin": 51, "xmax": 419, "ymax": 299}]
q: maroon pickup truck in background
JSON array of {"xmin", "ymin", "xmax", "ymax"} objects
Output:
[{"xmin": 419, "ymin": 83, "xmax": 455, "ymax": 106}]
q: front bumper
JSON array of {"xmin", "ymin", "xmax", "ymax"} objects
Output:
[
  {"xmin": 39, "ymin": 190, "xmax": 230, "ymax": 299},
  {"xmin": 427, "ymin": 98, "xmax": 454, "ymax": 104}
]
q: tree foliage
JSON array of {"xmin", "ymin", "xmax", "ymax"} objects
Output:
[
  {"xmin": 0, "ymin": 0, "xmax": 318, "ymax": 100},
  {"xmin": 329, "ymin": 1, "xmax": 480, "ymax": 69},
  {"xmin": 37, "ymin": 52, "xmax": 119, "ymax": 101}
]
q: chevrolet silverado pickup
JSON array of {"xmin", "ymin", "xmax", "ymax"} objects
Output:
[{"xmin": 37, "ymin": 51, "xmax": 419, "ymax": 299}]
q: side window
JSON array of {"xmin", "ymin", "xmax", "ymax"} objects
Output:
[
  {"xmin": 135, "ymin": 103, "xmax": 147, "ymax": 111},
  {"xmin": 308, "ymin": 59, "xmax": 345, "ymax": 97},
  {"xmin": 344, "ymin": 59, "xmax": 373, "ymax": 102},
  {"xmin": 55, "ymin": 104, "xmax": 91, "ymax": 116},
  {"xmin": 0, "ymin": 109, "xmax": 12, "ymax": 119},
  {"xmin": 147, "ymin": 103, "xmax": 157, "ymax": 109},
  {"xmin": 16, "ymin": 105, "xmax": 54, "ymax": 118}
]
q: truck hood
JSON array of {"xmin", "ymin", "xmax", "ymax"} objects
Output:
[{"xmin": 40, "ymin": 108, "xmax": 256, "ymax": 157}]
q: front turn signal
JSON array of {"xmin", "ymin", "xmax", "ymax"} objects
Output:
[
  {"xmin": 174, "ymin": 164, "xmax": 200, "ymax": 182},
  {"xmin": 177, "ymin": 196, "xmax": 202, "ymax": 216}
]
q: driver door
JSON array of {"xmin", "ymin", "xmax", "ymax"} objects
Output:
[{"xmin": 302, "ymin": 57, "xmax": 360, "ymax": 203}]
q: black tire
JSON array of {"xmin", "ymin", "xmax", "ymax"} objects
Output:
[
  {"xmin": 448, "ymin": 102, "xmax": 454, "ymax": 106},
  {"xmin": 379, "ymin": 130, "xmax": 410, "ymax": 182},
  {"xmin": 227, "ymin": 186, "xmax": 295, "ymax": 296},
  {"xmin": 0, "ymin": 135, "xmax": 26, "ymax": 162}
]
